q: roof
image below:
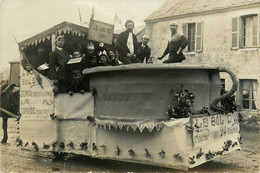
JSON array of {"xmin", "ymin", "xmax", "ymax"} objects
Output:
[
  {"xmin": 19, "ymin": 21, "xmax": 88, "ymax": 49},
  {"xmin": 145, "ymin": 0, "xmax": 260, "ymax": 21},
  {"xmin": 9, "ymin": 58, "xmax": 20, "ymax": 64},
  {"xmin": 114, "ymin": 26, "xmax": 145, "ymax": 35}
]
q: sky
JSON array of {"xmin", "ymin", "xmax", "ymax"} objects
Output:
[{"xmin": 0, "ymin": 0, "xmax": 166, "ymax": 71}]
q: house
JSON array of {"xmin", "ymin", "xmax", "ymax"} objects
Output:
[{"xmin": 145, "ymin": 0, "xmax": 260, "ymax": 112}]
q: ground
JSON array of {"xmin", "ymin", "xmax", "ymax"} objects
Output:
[{"xmin": 0, "ymin": 115, "xmax": 259, "ymax": 172}]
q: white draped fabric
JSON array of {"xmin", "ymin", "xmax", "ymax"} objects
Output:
[{"xmin": 127, "ymin": 32, "xmax": 134, "ymax": 54}]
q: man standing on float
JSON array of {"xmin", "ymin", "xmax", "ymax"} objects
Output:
[
  {"xmin": 157, "ymin": 21, "xmax": 189, "ymax": 63},
  {"xmin": 115, "ymin": 20, "xmax": 140, "ymax": 64},
  {"xmin": 49, "ymin": 35, "xmax": 70, "ymax": 93}
]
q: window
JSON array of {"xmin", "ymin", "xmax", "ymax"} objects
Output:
[
  {"xmin": 221, "ymin": 78, "xmax": 226, "ymax": 94},
  {"xmin": 188, "ymin": 23, "xmax": 196, "ymax": 52},
  {"xmin": 242, "ymin": 15, "xmax": 258, "ymax": 47},
  {"xmin": 232, "ymin": 14, "xmax": 260, "ymax": 49},
  {"xmin": 182, "ymin": 22, "xmax": 203, "ymax": 52},
  {"xmin": 240, "ymin": 80, "xmax": 258, "ymax": 110}
]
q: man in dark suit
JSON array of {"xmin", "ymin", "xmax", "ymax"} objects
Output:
[
  {"xmin": 138, "ymin": 34, "xmax": 151, "ymax": 63},
  {"xmin": 49, "ymin": 35, "xmax": 70, "ymax": 93},
  {"xmin": 115, "ymin": 20, "xmax": 140, "ymax": 64}
]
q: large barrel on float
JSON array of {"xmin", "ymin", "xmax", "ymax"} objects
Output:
[{"xmin": 83, "ymin": 64, "xmax": 221, "ymax": 120}]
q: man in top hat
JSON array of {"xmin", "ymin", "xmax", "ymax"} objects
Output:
[
  {"xmin": 115, "ymin": 20, "xmax": 140, "ymax": 64},
  {"xmin": 138, "ymin": 34, "xmax": 151, "ymax": 63},
  {"xmin": 49, "ymin": 35, "xmax": 70, "ymax": 93}
]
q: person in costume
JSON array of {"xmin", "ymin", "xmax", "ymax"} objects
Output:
[
  {"xmin": 115, "ymin": 20, "xmax": 140, "ymax": 64},
  {"xmin": 157, "ymin": 21, "xmax": 189, "ymax": 63},
  {"xmin": 107, "ymin": 50, "xmax": 119, "ymax": 66}
]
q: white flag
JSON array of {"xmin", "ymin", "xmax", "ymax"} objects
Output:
[{"xmin": 114, "ymin": 14, "xmax": 122, "ymax": 24}]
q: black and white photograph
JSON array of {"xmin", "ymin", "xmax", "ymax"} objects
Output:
[{"xmin": 0, "ymin": 0, "xmax": 259, "ymax": 172}]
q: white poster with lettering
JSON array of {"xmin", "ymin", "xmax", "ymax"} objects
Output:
[
  {"xmin": 191, "ymin": 113, "xmax": 240, "ymax": 146},
  {"xmin": 88, "ymin": 19, "xmax": 114, "ymax": 44},
  {"xmin": 20, "ymin": 69, "xmax": 54, "ymax": 120}
]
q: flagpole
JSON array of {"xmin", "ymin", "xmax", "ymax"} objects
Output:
[
  {"xmin": 78, "ymin": 8, "xmax": 82, "ymax": 25},
  {"xmin": 89, "ymin": 5, "xmax": 94, "ymax": 28},
  {"xmin": 114, "ymin": 13, "xmax": 116, "ymax": 25},
  {"xmin": 14, "ymin": 36, "xmax": 18, "ymax": 44}
]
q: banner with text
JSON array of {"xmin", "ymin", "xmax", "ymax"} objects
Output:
[
  {"xmin": 191, "ymin": 113, "xmax": 240, "ymax": 146},
  {"xmin": 88, "ymin": 19, "xmax": 114, "ymax": 44},
  {"xmin": 20, "ymin": 69, "xmax": 54, "ymax": 120}
]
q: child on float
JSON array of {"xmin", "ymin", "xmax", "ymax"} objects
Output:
[
  {"xmin": 98, "ymin": 51, "xmax": 109, "ymax": 66},
  {"xmin": 67, "ymin": 50, "xmax": 87, "ymax": 95},
  {"xmin": 107, "ymin": 49, "xmax": 119, "ymax": 66},
  {"xmin": 82, "ymin": 42, "xmax": 98, "ymax": 69}
]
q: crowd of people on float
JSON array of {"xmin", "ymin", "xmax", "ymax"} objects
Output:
[{"xmin": 21, "ymin": 19, "xmax": 188, "ymax": 94}]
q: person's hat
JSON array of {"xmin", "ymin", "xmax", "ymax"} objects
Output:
[
  {"xmin": 56, "ymin": 35, "xmax": 65, "ymax": 41},
  {"xmin": 142, "ymin": 34, "xmax": 150, "ymax": 40},
  {"xmin": 98, "ymin": 50, "xmax": 108, "ymax": 56},
  {"xmin": 125, "ymin": 20, "xmax": 134, "ymax": 27},
  {"xmin": 169, "ymin": 21, "xmax": 178, "ymax": 26},
  {"xmin": 87, "ymin": 42, "xmax": 95, "ymax": 50}
]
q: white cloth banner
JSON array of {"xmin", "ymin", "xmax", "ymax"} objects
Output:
[{"xmin": 55, "ymin": 93, "xmax": 94, "ymax": 119}]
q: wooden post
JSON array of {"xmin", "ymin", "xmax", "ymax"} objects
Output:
[
  {"xmin": 51, "ymin": 34, "xmax": 56, "ymax": 51},
  {"xmin": 0, "ymin": 107, "xmax": 19, "ymax": 119}
]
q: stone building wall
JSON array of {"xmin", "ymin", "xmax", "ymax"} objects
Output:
[{"xmin": 145, "ymin": 6, "xmax": 260, "ymax": 112}]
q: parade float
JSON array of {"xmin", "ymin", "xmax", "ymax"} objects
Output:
[{"xmin": 17, "ymin": 21, "xmax": 241, "ymax": 170}]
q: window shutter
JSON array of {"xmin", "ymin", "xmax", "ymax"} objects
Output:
[
  {"xmin": 231, "ymin": 17, "xmax": 239, "ymax": 49},
  {"xmin": 182, "ymin": 23, "xmax": 188, "ymax": 53},
  {"xmin": 195, "ymin": 22, "xmax": 203, "ymax": 52},
  {"xmin": 258, "ymin": 13, "xmax": 260, "ymax": 47}
]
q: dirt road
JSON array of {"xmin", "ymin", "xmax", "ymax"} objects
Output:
[{"xmin": 0, "ymin": 118, "xmax": 259, "ymax": 172}]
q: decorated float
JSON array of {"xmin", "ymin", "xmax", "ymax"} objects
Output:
[{"xmin": 17, "ymin": 21, "xmax": 241, "ymax": 170}]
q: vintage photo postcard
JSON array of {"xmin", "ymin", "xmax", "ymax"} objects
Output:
[{"xmin": 0, "ymin": 0, "xmax": 259, "ymax": 172}]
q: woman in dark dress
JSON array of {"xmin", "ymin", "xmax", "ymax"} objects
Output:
[{"xmin": 158, "ymin": 21, "xmax": 189, "ymax": 63}]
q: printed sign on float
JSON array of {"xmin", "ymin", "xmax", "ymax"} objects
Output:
[
  {"xmin": 88, "ymin": 19, "xmax": 114, "ymax": 44},
  {"xmin": 20, "ymin": 69, "xmax": 54, "ymax": 120},
  {"xmin": 191, "ymin": 113, "xmax": 240, "ymax": 146}
]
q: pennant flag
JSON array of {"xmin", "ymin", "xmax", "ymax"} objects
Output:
[
  {"xmin": 108, "ymin": 123, "xmax": 112, "ymax": 130},
  {"xmin": 91, "ymin": 6, "xmax": 95, "ymax": 20},
  {"xmin": 156, "ymin": 123, "xmax": 164, "ymax": 131},
  {"xmin": 113, "ymin": 122, "xmax": 118, "ymax": 129},
  {"xmin": 114, "ymin": 14, "xmax": 122, "ymax": 24},
  {"xmin": 146, "ymin": 123, "xmax": 155, "ymax": 132},
  {"xmin": 58, "ymin": 29, "xmax": 62, "ymax": 35},
  {"xmin": 139, "ymin": 124, "xmax": 145, "ymax": 132},
  {"xmin": 125, "ymin": 125, "xmax": 130, "ymax": 131},
  {"xmin": 118, "ymin": 123, "xmax": 123, "ymax": 130},
  {"xmin": 131, "ymin": 124, "xmax": 138, "ymax": 132},
  {"xmin": 62, "ymin": 27, "xmax": 67, "ymax": 34}
]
